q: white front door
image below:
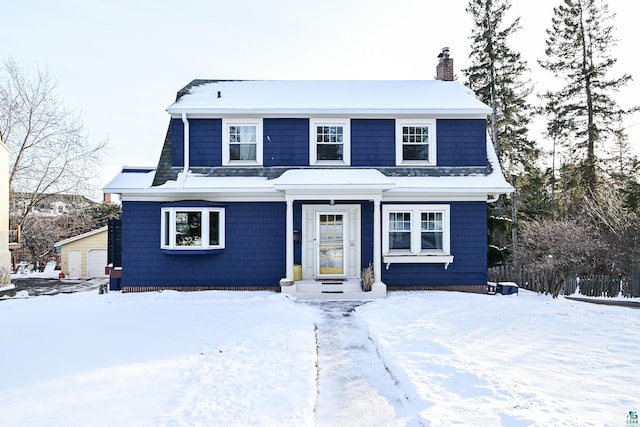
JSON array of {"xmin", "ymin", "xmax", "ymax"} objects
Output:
[{"xmin": 302, "ymin": 204, "xmax": 361, "ymax": 279}]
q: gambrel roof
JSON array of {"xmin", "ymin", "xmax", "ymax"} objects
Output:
[{"xmin": 104, "ymin": 80, "xmax": 513, "ymax": 199}]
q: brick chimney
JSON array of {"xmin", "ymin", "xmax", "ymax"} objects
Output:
[{"xmin": 436, "ymin": 47, "xmax": 454, "ymax": 81}]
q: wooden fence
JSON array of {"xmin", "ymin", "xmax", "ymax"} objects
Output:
[{"xmin": 488, "ymin": 264, "xmax": 640, "ymax": 298}]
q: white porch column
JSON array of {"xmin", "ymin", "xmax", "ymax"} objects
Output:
[
  {"xmin": 373, "ymin": 196, "xmax": 382, "ymax": 284},
  {"xmin": 286, "ymin": 196, "xmax": 294, "ymax": 280}
]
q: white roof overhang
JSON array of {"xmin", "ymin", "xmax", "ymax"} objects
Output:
[
  {"xmin": 104, "ymin": 139, "xmax": 513, "ymax": 201},
  {"xmin": 272, "ymin": 169, "xmax": 394, "ymax": 198}
]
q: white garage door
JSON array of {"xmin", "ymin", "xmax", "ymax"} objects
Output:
[{"xmin": 87, "ymin": 249, "xmax": 107, "ymax": 277}]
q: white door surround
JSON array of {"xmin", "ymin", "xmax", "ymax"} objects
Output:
[
  {"xmin": 283, "ymin": 193, "xmax": 384, "ymax": 298},
  {"xmin": 302, "ymin": 204, "xmax": 361, "ymax": 280}
]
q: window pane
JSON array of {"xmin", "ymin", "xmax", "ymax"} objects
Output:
[
  {"xmin": 164, "ymin": 211, "xmax": 170, "ymax": 246},
  {"xmin": 403, "ymin": 144, "xmax": 429, "ymax": 161},
  {"xmin": 241, "ymin": 126, "xmax": 256, "ymax": 142},
  {"xmin": 421, "ymin": 232, "xmax": 443, "ymax": 250},
  {"xmin": 421, "ymin": 212, "xmax": 443, "ymax": 231},
  {"xmin": 175, "ymin": 211, "xmax": 202, "ymax": 246},
  {"xmin": 240, "ymin": 144, "xmax": 256, "ymax": 160},
  {"xmin": 209, "ymin": 211, "xmax": 219, "ymax": 246},
  {"xmin": 389, "ymin": 212, "xmax": 411, "ymax": 250},
  {"xmin": 229, "ymin": 125, "xmax": 256, "ymax": 143},
  {"xmin": 389, "ymin": 212, "xmax": 411, "ymax": 231},
  {"xmin": 421, "ymin": 212, "xmax": 443, "ymax": 250},
  {"xmin": 230, "ymin": 144, "xmax": 241, "ymax": 160},
  {"xmin": 230, "ymin": 144, "xmax": 256, "ymax": 161},
  {"xmin": 403, "ymin": 126, "xmax": 429, "ymax": 143},
  {"xmin": 317, "ymin": 144, "xmax": 343, "ymax": 160},
  {"xmin": 390, "ymin": 232, "xmax": 411, "ymax": 250}
]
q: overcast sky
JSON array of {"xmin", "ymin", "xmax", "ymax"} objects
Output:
[{"xmin": 4, "ymin": 0, "xmax": 639, "ymax": 196}]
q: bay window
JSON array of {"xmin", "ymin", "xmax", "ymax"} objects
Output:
[{"xmin": 161, "ymin": 207, "xmax": 225, "ymax": 250}]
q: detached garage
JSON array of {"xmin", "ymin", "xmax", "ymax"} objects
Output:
[{"xmin": 55, "ymin": 226, "xmax": 108, "ymax": 279}]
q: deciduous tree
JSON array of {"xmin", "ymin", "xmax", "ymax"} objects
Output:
[{"xmin": 0, "ymin": 59, "xmax": 106, "ymax": 233}]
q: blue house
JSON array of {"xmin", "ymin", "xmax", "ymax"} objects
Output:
[{"xmin": 104, "ymin": 51, "xmax": 513, "ymax": 299}]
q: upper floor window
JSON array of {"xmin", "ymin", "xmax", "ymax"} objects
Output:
[
  {"xmin": 310, "ymin": 118, "xmax": 350, "ymax": 165},
  {"xmin": 395, "ymin": 119, "xmax": 436, "ymax": 165},
  {"xmin": 223, "ymin": 118, "xmax": 263, "ymax": 166},
  {"xmin": 161, "ymin": 207, "xmax": 225, "ymax": 250}
]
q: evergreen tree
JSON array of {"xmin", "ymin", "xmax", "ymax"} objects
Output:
[
  {"xmin": 463, "ymin": 0, "xmax": 539, "ymax": 265},
  {"xmin": 539, "ymin": 0, "xmax": 636, "ymax": 194},
  {"xmin": 463, "ymin": 0, "xmax": 538, "ymax": 179},
  {"xmin": 88, "ymin": 201, "xmax": 122, "ymax": 228}
]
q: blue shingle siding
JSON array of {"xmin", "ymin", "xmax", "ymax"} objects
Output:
[
  {"xmin": 436, "ymin": 119, "xmax": 487, "ymax": 167},
  {"xmin": 121, "ymin": 201, "xmax": 286, "ymax": 288},
  {"xmin": 189, "ymin": 119, "xmax": 222, "ymax": 167},
  {"xmin": 173, "ymin": 117, "xmax": 487, "ymax": 169},
  {"xmin": 171, "ymin": 118, "xmax": 184, "ymax": 167},
  {"xmin": 361, "ymin": 201, "xmax": 374, "ymax": 268},
  {"xmin": 381, "ymin": 201, "xmax": 488, "ymax": 286},
  {"xmin": 263, "ymin": 119, "xmax": 309, "ymax": 166},
  {"xmin": 351, "ymin": 119, "xmax": 395, "ymax": 167}
]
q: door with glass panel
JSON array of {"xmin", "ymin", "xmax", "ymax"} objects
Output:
[{"xmin": 317, "ymin": 212, "xmax": 346, "ymax": 276}]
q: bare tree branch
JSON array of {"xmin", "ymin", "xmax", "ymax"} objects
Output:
[{"xmin": 1, "ymin": 58, "xmax": 107, "ymax": 231}]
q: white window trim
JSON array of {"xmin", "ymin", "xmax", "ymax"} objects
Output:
[
  {"xmin": 309, "ymin": 118, "xmax": 351, "ymax": 166},
  {"xmin": 382, "ymin": 204, "xmax": 453, "ymax": 267},
  {"xmin": 222, "ymin": 118, "xmax": 263, "ymax": 166},
  {"xmin": 395, "ymin": 119, "xmax": 437, "ymax": 166},
  {"xmin": 161, "ymin": 207, "xmax": 225, "ymax": 250}
]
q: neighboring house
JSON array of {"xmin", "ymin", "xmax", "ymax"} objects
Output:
[
  {"xmin": 9, "ymin": 193, "xmax": 99, "ymax": 271},
  {"xmin": 55, "ymin": 226, "xmax": 108, "ymax": 279},
  {"xmin": 11, "ymin": 192, "xmax": 97, "ymax": 217},
  {"xmin": 104, "ymin": 50, "xmax": 513, "ymax": 299},
  {"xmin": 0, "ymin": 137, "xmax": 10, "ymax": 285}
]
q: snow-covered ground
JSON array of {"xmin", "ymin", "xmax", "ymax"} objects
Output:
[{"xmin": 0, "ymin": 288, "xmax": 639, "ymax": 426}]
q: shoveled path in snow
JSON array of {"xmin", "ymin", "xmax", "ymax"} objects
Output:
[{"xmin": 310, "ymin": 301, "xmax": 425, "ymax": 427}]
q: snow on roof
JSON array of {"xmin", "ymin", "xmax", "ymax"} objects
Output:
[
  {"xmin": 167, "ymin": 80, "xmax": 491, "ymax": 116},
  {"xmin": 272, "ymin": 169, "xmax": 394, "ymax": 191},
  {"xmin": 163, "ymin": 174, "xmax": 277, "ymax": 193},
  {"xmin": 389, "ymin": 137, "xmax": 513, "ymax": 195},
  {"xmin": 102, "ymin": 140, "xmax": 513, "ymax": 196},
  {"xmin": 104, "ymin": 164, "xmax": 511, "ymax": 198},
  {"xmin": 103, "ymin": 169, "xmax": 156, "ymax": 192}
]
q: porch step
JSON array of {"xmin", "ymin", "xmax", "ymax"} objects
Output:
[
  {"xmin": 281, "ymin": 279, "xmax": 386, "ymax": 301},
  {"xmin": 320, "ymin": 282, "xmax": 344, "ymax": 294}
]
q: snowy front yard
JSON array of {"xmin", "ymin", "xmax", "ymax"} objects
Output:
[{"xmin": 1, "ymin": 289, "xmax": 638, "ymax": 426}]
